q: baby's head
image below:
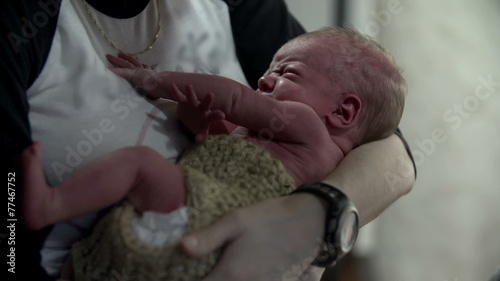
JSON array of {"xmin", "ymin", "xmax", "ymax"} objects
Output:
[{"xmin": 262, "ymin": 27, "xmax": 406, "ymax": 147}]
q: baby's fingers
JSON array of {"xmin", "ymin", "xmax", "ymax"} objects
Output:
[
  {"xmin": 170, "ymin": 84, "xmax": 188, "ymax": 103},
  {"xmin": 198, "ymin": 92, "xmax": 215, "ymax": 112},
  {"xmin": 206, "ymin": 110, "xmax": 225, "ymax": 123},
  {"xmin": 106, "ymin": 54, "xmax": 136, "ymax": 68},
  {"xmin": 185, "ymin": 85, "xmax": 201, "ymax": 107},
  {"xmin": 118, "ymin": 52, "xmax": 143, "ymax": 68}
]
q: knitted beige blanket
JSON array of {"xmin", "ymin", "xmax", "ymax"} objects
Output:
[{"xmin": 71, "ymin": 135, "xmax": 295, "ymax": 281}]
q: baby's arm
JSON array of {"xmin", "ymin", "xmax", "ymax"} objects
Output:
[{"xmin": 107, "ymin": 54, "xmax": 328, "ymax": 145}]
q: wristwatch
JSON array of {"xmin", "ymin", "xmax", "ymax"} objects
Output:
[{"xmin": 292, "ymin": 182, "xmax": 359, "ymax": 267}]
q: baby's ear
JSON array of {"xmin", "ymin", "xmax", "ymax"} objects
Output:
[{"xmin": 326, "ymin": 94, "xmax": 362, "ymax": 129}]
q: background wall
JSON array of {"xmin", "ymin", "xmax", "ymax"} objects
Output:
[
  {"xmin": 286, "ymin": 0, "xmax": 500, "ymax": 280},
  {"xmin": 285, "ymin": 0, "xmax": 334, "ymax": 31}
]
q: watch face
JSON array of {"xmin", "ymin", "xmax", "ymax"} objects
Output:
[{"xmin": 340, "ymin": 211, "xmax": 359, "ymax": 252}]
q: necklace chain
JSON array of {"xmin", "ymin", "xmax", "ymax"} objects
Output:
[{"xmin": 82, "ymin": 0, "xmax": 162, "ymax": 57}]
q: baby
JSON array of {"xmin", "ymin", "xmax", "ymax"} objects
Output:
[{"xmin": 21, "ymin": 27, "xmax": 406, "ymax": 280}]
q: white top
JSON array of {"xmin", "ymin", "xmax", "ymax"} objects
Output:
[{"xmin": 26, "ymin": 0, "xmax": 248, "ymax": 276}]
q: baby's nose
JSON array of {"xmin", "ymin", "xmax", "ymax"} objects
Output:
[{"xmin": 258, "ymin": 75, "xmax": 276, "ymax": 93}]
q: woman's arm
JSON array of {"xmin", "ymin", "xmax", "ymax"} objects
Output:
[
  {"xmin": 324, "ymin": 133, "xmax": 415, "ymax": 226},
  {"xmin": 180, "ymin": 133, "xmax": 415, "ymax": 280}
]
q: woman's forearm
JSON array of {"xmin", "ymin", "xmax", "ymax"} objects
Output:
[{"xmin": 322, "ymin": 133, "xmax": 415, "ymax": 227}]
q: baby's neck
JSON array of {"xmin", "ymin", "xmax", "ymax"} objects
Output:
[
  {"xmin": 330, "ymin": 135, "xmax": 355, "ymax": 156},
  {"xmin": 245, "ymin": 134, "xmax": 345, "ymax": 186}
]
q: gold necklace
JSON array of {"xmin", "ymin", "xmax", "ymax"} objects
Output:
[{"xmin": 82, "ymin": 0, "xmax": 162, "ymax": 57}]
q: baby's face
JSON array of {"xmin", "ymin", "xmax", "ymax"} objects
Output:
[{"xmin": 257, "ymin": 38, "xmax": 335, "ymax": 117}]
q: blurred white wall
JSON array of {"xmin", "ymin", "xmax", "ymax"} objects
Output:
[
  {"xmin": 371, "ymin": 1, "xmax": 500, "ymax": 280},
  {"xmin": 287, "ymin": 0, "xmax": 500, "ymax": 280},
  {"xmin": 285, "ymin": 0, "xmax": 334, "ymax": 31}
]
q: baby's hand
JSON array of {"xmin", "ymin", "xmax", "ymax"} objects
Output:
[
  {"xmin": 106, "ymin": 53, "xmax": 163, "ymax": 98},
  {"xmin": 172, "ymin": 84, "xmax": 225, "ymax": 142}
]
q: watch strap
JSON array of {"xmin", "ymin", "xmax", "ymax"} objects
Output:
[{"xmin": 291, "ymin": 182, "xmax": 359, "ymax": 267}]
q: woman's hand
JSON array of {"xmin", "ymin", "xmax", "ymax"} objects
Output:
[
  {"xmin": 106, "ymin": 53, "xmax": 166, "ymax": 99},
  {"xmin": 180, "ymin": 194, "xmax": 327, "ymax": 281}
]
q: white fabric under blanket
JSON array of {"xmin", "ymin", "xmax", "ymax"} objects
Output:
[{"xmin": 132, "ymin": 207, "xmax": 189, "ymax": 247}]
